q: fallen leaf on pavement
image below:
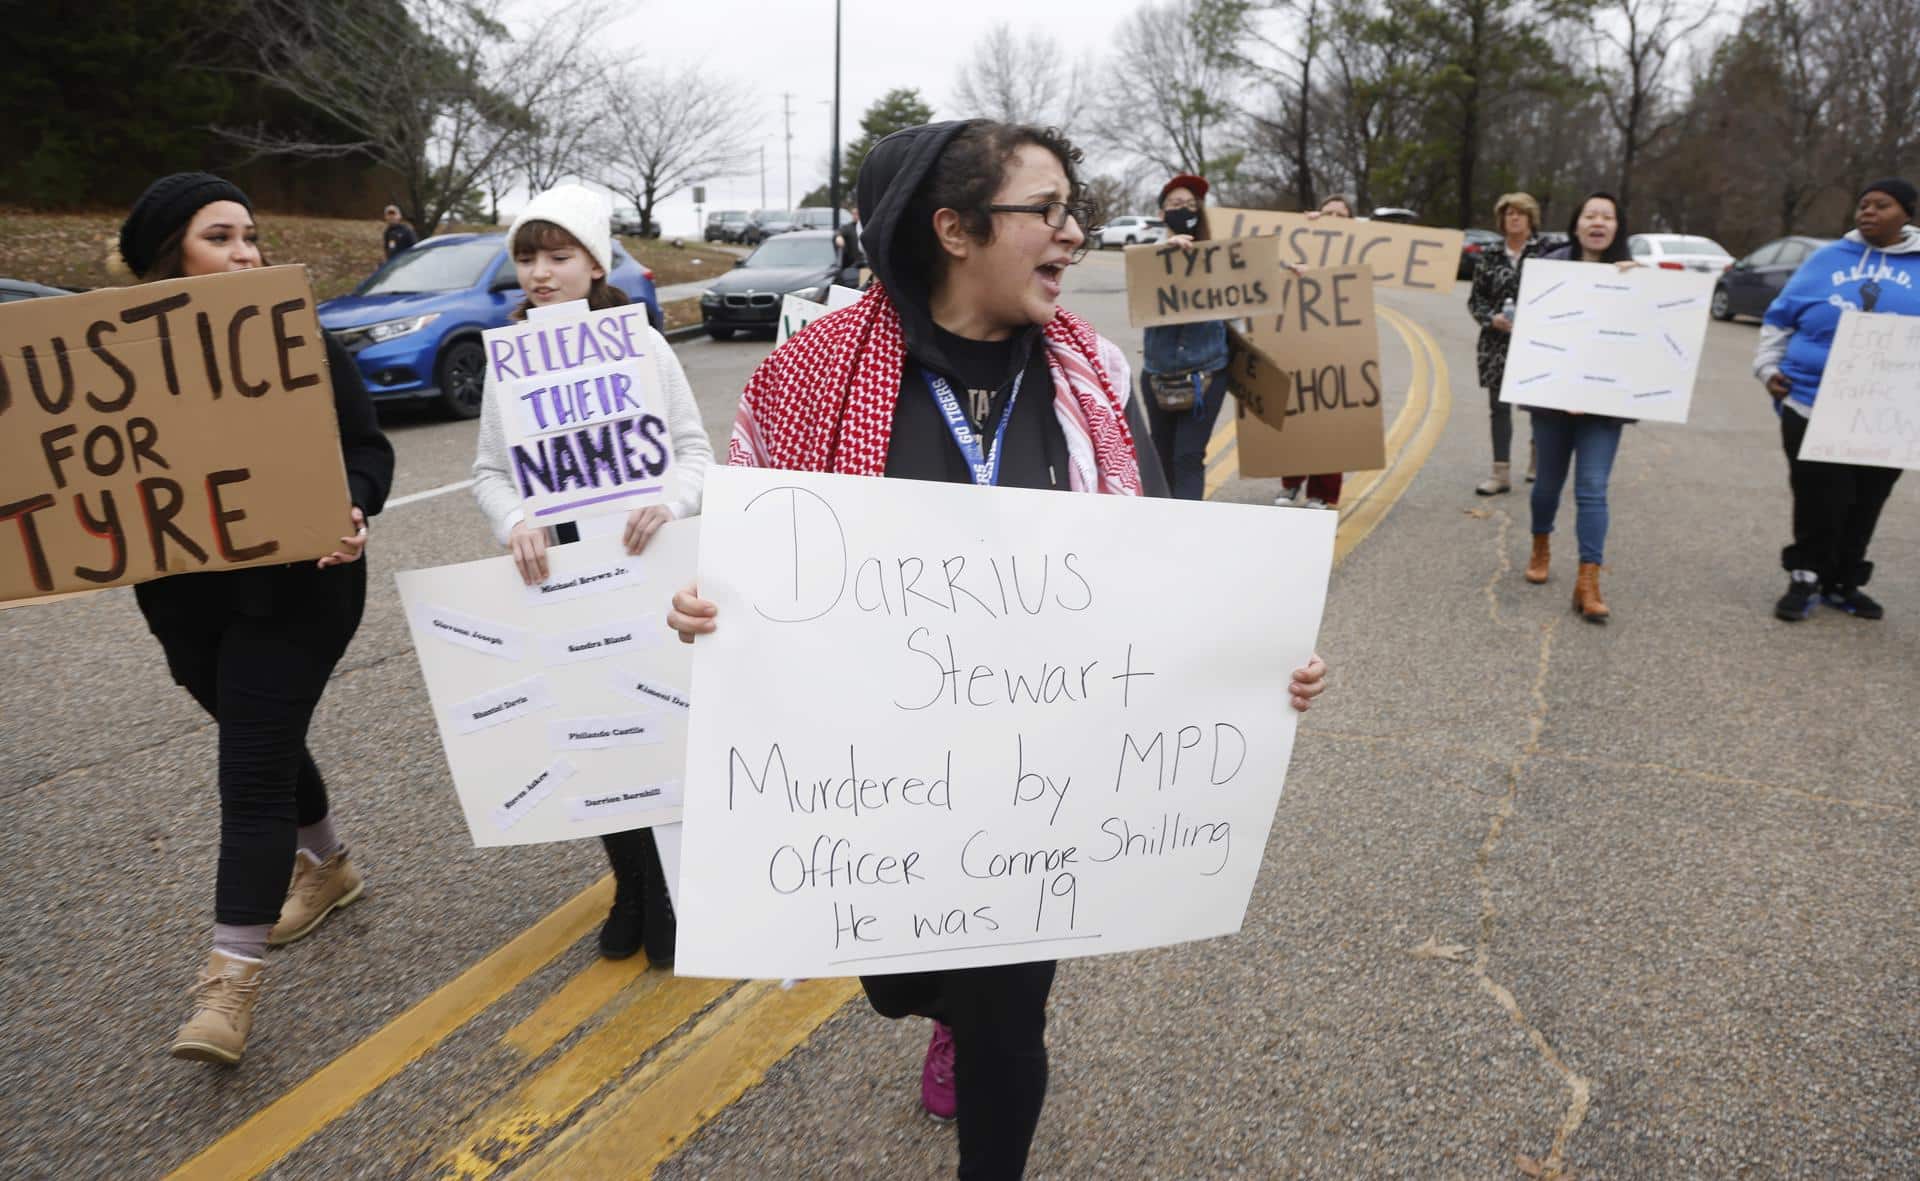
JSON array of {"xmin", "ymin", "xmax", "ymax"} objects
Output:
[
  {"xmin": 1464, "ymin": 507, "xmax": 1491, "ymax": 519},
  {"xmin": 1409, "ymin": 933, "xmax": 1470, "ymax": 961}
]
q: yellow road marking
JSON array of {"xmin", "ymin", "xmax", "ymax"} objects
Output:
[
  {"xmin": 438, "ymin": 974, "xmax": 736, "ymax": 1179},
  {"xmin": 503, "ymin": 952, "xmax": 656, "ymax": 1058},
  {"xmin": 173, "ymin": 305, "xmax": 1454, "ymax": 1181},
  {"xmin": 515, "ymin": 979, "xmax": 858, "ymax": 1179},
  {"xmin": 165, "ymin": 876, "xmax": 614, "ymax": 1181}
]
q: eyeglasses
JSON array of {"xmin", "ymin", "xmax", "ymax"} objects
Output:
[{"xmin": 990, "ymin": 201, "xmax": 1094, "ymax": 232}]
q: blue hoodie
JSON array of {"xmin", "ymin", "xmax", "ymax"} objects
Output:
[{"xmin": 1759, "ymin": 226, "xmax": 1920, "ymax": 413}]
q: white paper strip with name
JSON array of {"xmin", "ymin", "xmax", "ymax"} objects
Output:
[
  {"xmin": 1497, "ymin": 259, "xmax": 1714, "ymax": 423},
  {"xmin": 397, "ymin": 525, "xmax": 696, "ymax": 846},
  {"xmin": 1796, "ymin": 310, "xmax": 1920, "ymax": 471},
  {"xmin": 674, "ymin": 468, "xmax": 1336, "ymax": 979}
]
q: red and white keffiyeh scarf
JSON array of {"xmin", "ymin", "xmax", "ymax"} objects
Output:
[{"xmin": 728, "ymin": 282, "xmax": 1142, "ymax": 495}]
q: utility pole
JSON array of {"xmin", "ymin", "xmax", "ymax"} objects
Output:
[
  {"xmin": 829, "ymin": 0, "xmax": 843, "ymax": 231},
  {"xmin": 781, "ymin": 92, "xmax": 794, "ymax": 211}
]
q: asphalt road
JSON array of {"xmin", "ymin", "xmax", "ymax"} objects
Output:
[{"xmin": 1, "ymin": 248, "xmax": 1914, "ymax": 1179}]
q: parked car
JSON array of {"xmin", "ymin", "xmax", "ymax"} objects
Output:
[
  {"xmin": 317, "ymin": 232, "xmax": 662, "ymax": 419},
  {"xmin": 1628, "ymin": 233, "xmax": 1731, "ymax": 274},
  {"xmin": 706, "ymin": 210, "xmax": 747, "ymax": 242},
  {"xmin": 793, "ymin": 207, "xmax": 845, "ymax": 232},
  {"xmin": 740, "ymin": 210, "xmax": 784, "ymax": 245},
  {"xmin": 700, "ymin": 229, "xmax": 852, "ymax": 340},
  {"xmin": 1712, "ymin": 235, "xmax": 1834, "ymax": 322},
  {"xmin": 755, "ymin": 210, "xmax": 804, "ymax": 238},
  {"xmin": 0, "ymin": 277, "xmax": 78, "ymax": 303},
  {"xmin": 1369, "ymin": 207, "xmax": 1419, "ymax": 223},
  {"xmin": 1096, "ymin": 215, "xmax": 1166, "ymax": 248},
  {"xmin": 1458, "ymin": 228, "xmax": 1503, "ymax": 279},
  {"xmin": 1535, "ymin": 231, "xmax": 1570, "ymax": 253}
]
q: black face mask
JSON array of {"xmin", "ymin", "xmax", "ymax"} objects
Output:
[{"xmin": 1164, "ymin": 207, "xmax": 1200, "ymax": 236}]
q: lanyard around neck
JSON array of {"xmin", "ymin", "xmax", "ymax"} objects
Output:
[{"xmin": 923, "ymin": 368, "xmax": 1025, "ymax": 487}]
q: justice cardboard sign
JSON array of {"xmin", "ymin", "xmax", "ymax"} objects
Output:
[
  {"xmin": 483, "ymin": 302, "xmax": 674, "ymax": 530},
  {"xmin": 674, "ymin": 468, "xmax": 1335, "ymax": 979},
  {"xmin": 0, "ymin": 266, "xmax": 351, "ymax": 603},
  {"xmin": 1212, "ymin": 208, "xmax": 1464, "ymax": 293},
  {"xmin": 1230, "ymin": 267, "xmax": 1388, "ymax": 477}
]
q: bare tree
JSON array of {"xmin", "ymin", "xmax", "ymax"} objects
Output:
[
  {"xmin": 1590, "ymin": 0, "xmax": 1718, "ymax": 212},
  {"xmin": 1814, "ymin": 0, "xmax": 1920, "ymax": 199},
  {"xmin": 1202, "ymin": 0, "xmax": 1329, "ymax": 209},
  {"xmin": 1091, "ymin": 0, "xmax": 1243, "ymax": 178},
  {"xmin": 951, "ymin": 24, "xmax": 1082, "ymax": 130},
  {"xmin": 218, "ymin": 0, "xmax": 605, "ymax": 233},
  {"xmin": 596, "ymin": 64, "xmax": 755, "ymax": 237}
]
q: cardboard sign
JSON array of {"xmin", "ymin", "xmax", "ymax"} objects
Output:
[
  {"xmin": 674, "ymin": 467, "xmax": 1336, "ymax": 980},
  {"xmin": 1797, "ymin": 310, "xmax": 1920, "ymax": 470},
  {"xmin": 1212, "ymin": 208, "xmax": 1464, "ymax": 293},
  {"xmin": 0, "ymin": 266, "xmax": 351, "ymax": 603},
  {"xmin": 777, "ymin": 285, "xmax": 863, "ymax": 345},
  {"xmin": 395, "ymin": 525, "xmax": 696, "ymax": 846},
  {"xmin": 1497, "ymin": 260, "xmax": 1712, "ymax": 423},
  {"xmin": 482, "ymin": 303, "xmax": 673, "ymax": 530},
  {"xmin": 1125, "ymin": 235, "xmax": 1288, "ymax": 327},
  {"xmin": 1230, "ymin": 267, "xmax": 1387, "ymax": 476}
]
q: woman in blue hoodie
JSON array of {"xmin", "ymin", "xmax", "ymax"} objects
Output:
[{"xmin": 1754, "ymin": 178, "xmax": 1918, "ymax": 622}]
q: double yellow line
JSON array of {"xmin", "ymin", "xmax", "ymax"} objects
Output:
[{"xmin": 171, "ymin": 310, "xmax": 1453, "ymax": 1181}]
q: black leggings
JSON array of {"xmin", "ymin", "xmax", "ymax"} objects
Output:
[
  {"xmin": 1487, "ymin": 383, "xmax": 1513, "ymax": 464},
  {"xmin": 136, "ymin": 562, "xmax": 366, "ymax": 926},
  {"xmin": 863, "ymin": 960, "xmax": 1057, "ymax": 1180},
  {"xmin": 1779, "ymin": 411, "xmax": 1904, "ymax": 586},
  {"xmin": 1142, "ymin": 372, "xmax": 1228, "ymax": 501}
]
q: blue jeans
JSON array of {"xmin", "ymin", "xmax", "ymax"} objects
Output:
[{"xmin": 1529, "ymin": 411, "xmax": 1623, "ymax": 564}]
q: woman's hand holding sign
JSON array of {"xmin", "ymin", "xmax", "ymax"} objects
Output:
[{"xmin": 316, "ymin": 507, "xmax": 369, "ymax": 568}]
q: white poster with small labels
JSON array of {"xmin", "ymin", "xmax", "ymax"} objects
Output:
[
  {"xmin": 396, "ymin": 525, "xmax": 695, "ymax": 846},
  {"xmin": 673, "ymin": 468, "xmax": 1335, "ymax": 979},
  {"xmin": 1497, "ymin": 258, "xmax": 1715, "ymax": 423}
]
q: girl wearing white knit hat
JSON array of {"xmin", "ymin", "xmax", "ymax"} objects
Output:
[{"xmin": 471, "ymin": 183, "xmax": 712, "ymax": 965}]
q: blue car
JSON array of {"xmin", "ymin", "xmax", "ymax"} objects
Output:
[{"xmin": 317, "ymin": 232, "xmax": 663, "ymax": 418}]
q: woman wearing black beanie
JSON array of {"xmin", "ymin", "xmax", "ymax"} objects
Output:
[{"xmin": 114, "ymin": 173, "xmax": 395, "ymax": 1065}]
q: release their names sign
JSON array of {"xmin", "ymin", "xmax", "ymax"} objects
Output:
[
  {"xmin": 482, "ymin": 302, "xmax": 675, "ymax": 531},
  {"xmin": 0, "ymin": 266, "xmax": 351, "ymax": 603},
  {"xmin": 1212, "ymin": 208, "xmax": 1464, "ymax": 293},
  {"xmin": 1497, "ymin": 259, "xmax": 1713, "ymax": 423},
  {"xmin": 674, "ymin": 468, "xmax": 1336, "ymax": 979},
  {"xmin": 1126, "ymin": 235, "xmax": 1288, "ymax": 328},
  {"xmin": 396, "ymin": 525, "xmax": 696, "ymax": 846},
  {"xmin": 1797, "ymin": 310, "xmax": 1920, "ymax": 471}
]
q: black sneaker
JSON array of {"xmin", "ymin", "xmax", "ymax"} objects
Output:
[
  {"xmin": 1775, "ymin": 578, "xmax": 1818, "ymax": 622},
  {"xmin": 1823, "ymin": 587, "xmax": 1885, "ymax": 620},
  {"xmin": 598, "ymin": 831, "xmax": 649, "ymax": 960}
]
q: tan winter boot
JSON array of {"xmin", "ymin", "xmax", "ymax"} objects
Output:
[
  {"xmin": 1475, "ymin": 461, "xmax": 1512, "ymax": 496},
  {"xmin": 1573, "ymin": 562, "xmax": 1610, "ymax": 623},
  {"xmin": 1525, "ymin": 534, "xmax": 1551, "ymax": 584},
  {"xmin": 171, "ymin": 950, "xmax": 264, "ymax": 1065},
  {"xmin": 269, "ymin": 848, "xmax": 364, "ymax": 946}
]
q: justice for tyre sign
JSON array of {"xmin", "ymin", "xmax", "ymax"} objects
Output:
[
  {"xmin": 674, "ymin": 468, "xmax": 1335, "ymax": 979},
  {"xmin": 0, "ymin": 267, "xmax": 351, "ymax": 603}
]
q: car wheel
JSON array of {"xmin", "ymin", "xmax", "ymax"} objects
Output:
[
  {"xmin": 435, "ymin": 338, "xmax": 486, "ymax": 420},
  {"xmin": 1710, "ymin": 286, "xmax": 1732, "ymax": 322},
  {"xmin": 706, "ymin": 325, "xmax": 736, "ymax": 341},
  {"xmin": 1125, "ymin": 235, "xmax": 1136, "ymax": 246}
]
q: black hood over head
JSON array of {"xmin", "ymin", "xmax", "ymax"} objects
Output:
[{"xmin": 856, "ymin": 119, "xmax": 1006, "ymax": 373}]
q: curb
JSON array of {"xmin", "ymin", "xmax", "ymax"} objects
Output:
[{"xmin": 664, "ymin": 323, "xmax": 707, "ymax": 343}]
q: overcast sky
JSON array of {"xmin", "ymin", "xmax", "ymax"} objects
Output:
[{"xmin": 551, "ymin": 0, "xmax": 1128, "ymax": 236}]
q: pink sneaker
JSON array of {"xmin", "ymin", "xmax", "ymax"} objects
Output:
[{"xmin": 920, "ymin": 1020, "xmax": 957, "ymax": 1121}]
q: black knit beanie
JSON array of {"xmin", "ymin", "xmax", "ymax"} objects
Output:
[
  {"xmin": 1859, "ymin": 177, "xmax": 1917, "ymax": 220},
  {"xmin": 118, "ymin": 172, "xmax": 253, "ymax": 278}
]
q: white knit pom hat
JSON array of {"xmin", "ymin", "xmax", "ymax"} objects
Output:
[{"xmin": 508, "ymin": 184, "xmax": 614, "ymax": 274}]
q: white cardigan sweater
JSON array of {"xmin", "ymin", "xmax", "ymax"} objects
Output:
[{"xmin": 471, "ymin": 321, "xmax": 712, "ymax": 544}]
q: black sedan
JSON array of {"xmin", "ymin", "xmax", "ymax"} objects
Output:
[
  {"xmin": 1713, "ymin": 236, "xmax": 1833, "ymax": 322},
  {"xmin": 700, "ymin": 230, "xmax": 855, "ymax": 340}
]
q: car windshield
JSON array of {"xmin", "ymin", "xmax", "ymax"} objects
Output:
[
  {"xmin": 746, "ymin": 237, "xmax": 835, "ymax": 268},
  {"xmin": 358, "ymin": 237, "xmax": 501, "ymax": 295},
  {"xmin": 1664, "ymin": 236, "xmax": 1729, "ymax": 256}
]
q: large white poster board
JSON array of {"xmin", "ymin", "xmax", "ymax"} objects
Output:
[
  {"xmin": 1498, "ymin": 259, "xmax": 1714, "ymax": 423},
  {"xmin": 396, "ymin": 525, "xmax": 695, "ymax": 847},
  {"xmin": 674, "ymin": 468, "xmax": 1336, "ymax": 979},
  {"xmin": 481, "ymin": 302, "xmax": 675, "ymax": 529},
  {"xmin": 1797, "ymin": 310, "xmax": 1920, "ymax": 470}
]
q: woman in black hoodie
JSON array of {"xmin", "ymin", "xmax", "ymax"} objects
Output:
[
  {"xmin": 671, "ymin": 121, "xmax": 1330, "ymax": 1178},
  {"xmin": 112, "ymin": 173, "xmax": 394, "ymax": 1065}
]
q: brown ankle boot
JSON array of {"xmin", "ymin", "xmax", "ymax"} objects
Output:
[
  {"xmin": 1525, "ymin": 534, "xmax": 1551, "ymax": 584},
  {"xmin": 1573, "ymin": 562, "xmax": 1610, "ymax": 622}
]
